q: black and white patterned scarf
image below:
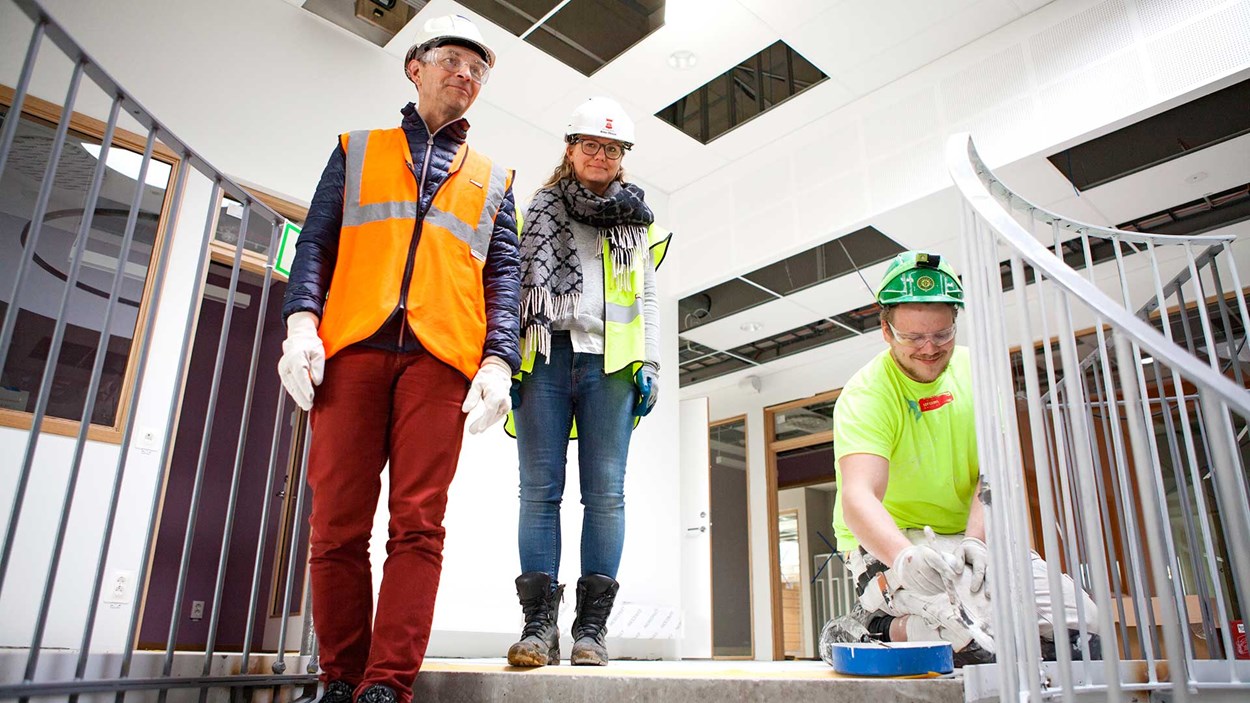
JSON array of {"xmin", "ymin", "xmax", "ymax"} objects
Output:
[{"xmin": 520, "ymin": 177, "xmax": 654, "ymax": 361}]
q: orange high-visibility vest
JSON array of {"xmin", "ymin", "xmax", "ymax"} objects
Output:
[{"xmin": 317, "ymin": 127, "xmax": 513, "ymax": 379}]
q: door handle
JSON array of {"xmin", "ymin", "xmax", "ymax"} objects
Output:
[{"xmin": 687, "ymin": 526, "xmax": 707, "ymax": 533}]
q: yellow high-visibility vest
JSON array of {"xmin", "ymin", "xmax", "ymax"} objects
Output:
[{"xmin": 505, "ymin": 223, "xmax": 671, "ymax": 438}]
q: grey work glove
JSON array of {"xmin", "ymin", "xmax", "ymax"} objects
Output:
[
  {"xmin": 634, "ymin": 362, "xmax": 659, "ymax": 417},
  {"xmin": 954, "ymin": 536, "xmax": 990, "ymax": 594},
  {"xmin": 277, "ymin": 312, "xmax": 325, "ymax": 412},
  {"xmin": 893, "ymin": 544, "xmax": 959, "ymax": 597},
  {"xmin": 461, "ymin": 356, "xmax": 512, "ymax": 434}
]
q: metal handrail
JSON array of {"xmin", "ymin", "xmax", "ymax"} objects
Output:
[{"xmin": 946, "ymin": 134, "xmax": 1250, "ymax": 417}]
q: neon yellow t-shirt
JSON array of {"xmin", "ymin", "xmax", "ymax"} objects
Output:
[{"xmin": 831, "ymin": 346, "xmax": 978, "ymax": 553}]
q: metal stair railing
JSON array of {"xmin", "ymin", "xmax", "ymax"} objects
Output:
[
  {"xmin": 0, "ymin": 0, "xmax": 318, "ymax": 700},
  {"xmin": 948, "ymin": 132, "xmax": 1250, "ymax": 702}
]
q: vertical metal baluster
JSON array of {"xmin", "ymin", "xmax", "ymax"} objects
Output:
[
  {"xmin": 158, "ymin": 201, "xmax": 252, "ymax": 701},
  {"xmin": 69, "ymin": 124, "xmax": 159, "ymax": 702},
  {"xmin": 961, "ymin": 209, "xmax": 1017, "ymax": 703},
  {"xmin": 1009, "ymin": 252, "xmax": 1077, "ymax": 702},
  {"xmin": 115, "ymin": 175, "xmax": 217, "ymax": 703},
  {"xmin": 274, "ymin": 412, "xmax": 313, "ymax": 675},
  {"xmin": 1204, "ymin": 253, "xmax": 1243, "ymax": 386},
  {"xmin": 1196, "ymin": 393, "xmax": 1250, "ymax": 649},
  {"xmin": 1217, "ymin": 242, "xmax": 1250, "ymax": 360},
  {"xmin": 1114, "ymin": 335, "xmax": 1191, "ymax": 703},
  {"xmin": 0, "ymin": 18, "xmax": 45, "ymax": 180},
  {"xmin": 0, "ymin": 59, "xmax": 86, "ymax": 587},
  {"xmin": 241, "ymin": 391, "xmax": 291, "ymax": 673},
  {"xmin": 198, "ymin": 217, "xmax": 284, "ymax": 703},
  {"xmin": 20, "ymin": 93, "xmax": 124, "ymax": 686},
  {"xmin": 1183, "ymin": 244, "xmax": 1219, "ymax": 375},
  {"xmin": 987, "ymin": 229, "xmax": 1046, "ymax": 700}
]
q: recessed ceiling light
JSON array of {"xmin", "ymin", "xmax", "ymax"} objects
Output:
[
  {"xmin": 668, "ymin": 50, "xmax": 697, "ymax": 70},
  {"xmin": 1185, "ymin": 171, "xmax": 1208, "ymax": 184},
  {"xmin": 740, "ymin": 321, "xmax": 762, "ymax": 332}
]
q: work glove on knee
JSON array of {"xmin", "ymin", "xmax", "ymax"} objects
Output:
[
  {"xmin": 953, "ymin": 537, "xmax": 990, "ymax": 594},
  {"xmin": 893, "ymin": 544, "xmax": 959, "ymax": 597},
  {"xmin": 277, "ymin": 312, "xmax": 325, "ymax": 412}
]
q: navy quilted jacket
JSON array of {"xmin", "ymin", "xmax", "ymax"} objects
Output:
[{"xmin": 281, "ymin": 102, "xmax": 522, "ymax": 373}]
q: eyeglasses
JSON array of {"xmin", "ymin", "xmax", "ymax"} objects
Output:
[
  {"xmin": 425, "ymin": 47, "xmax": 491, "ymax": 84},
  {"xmin": 573, "ymin": 138, "xmax": 627, "ymax": 160},
  {"xmin": 887, "ymin": 321, "xmax": 956, "ymax": 348}
]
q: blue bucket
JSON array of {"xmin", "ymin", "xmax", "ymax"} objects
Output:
[{"xmin": 827, "ymin": 641, "xmax": 954, "ymax": 677}]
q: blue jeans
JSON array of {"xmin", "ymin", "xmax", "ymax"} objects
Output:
[{"xmin": 515, "ymin": 333, "xmax": 636, "ymax": 582}]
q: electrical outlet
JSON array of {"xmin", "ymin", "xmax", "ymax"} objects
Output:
[
  {"xmin": 136, "ymin": 427, "xmax": 158, "ymax": 451},
  {"xmin": 190, "ymin": 600, "xmax": 205, "ymax": 620},
  {"xmin": 103, "ymin": 569, "xmax": 136, "ymax": 605}
]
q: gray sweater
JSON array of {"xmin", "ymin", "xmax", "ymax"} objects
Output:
[{"xmin": 552, "ymin": 216, "xmax": 660, "ymax": 368}]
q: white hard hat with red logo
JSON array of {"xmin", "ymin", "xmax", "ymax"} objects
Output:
[
  {"xmin": 565, "ymin": 97, "xmax": 636, "ymax": 147},
  {"xmin": 405, "ymin": 14, "xmax": 496, "ymax": 70}
]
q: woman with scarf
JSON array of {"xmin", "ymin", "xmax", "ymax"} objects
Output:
[{"xmin": 504, "ymin": 97, "xmax": 670, "ymax": 668}]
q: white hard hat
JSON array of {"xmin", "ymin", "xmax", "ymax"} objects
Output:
[
  {"xmin": 405, "ymin": 14, "xmax": 495, "ymax": 69},
  {"xmin": 565, "ymin": 97, "xmax": 636, "ymax": 147}
]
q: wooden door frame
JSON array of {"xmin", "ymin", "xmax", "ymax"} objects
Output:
[{"xmin": 764, "ymin": 388, "xmax": 841, "ymax": 660}]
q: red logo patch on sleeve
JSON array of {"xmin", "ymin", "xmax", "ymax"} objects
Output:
[{"xmin": 918, "ymin": 392, "xmax": 954, "ymax": 413}]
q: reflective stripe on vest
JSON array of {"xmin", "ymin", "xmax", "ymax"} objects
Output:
[{"xmin": 317, "ymin": 127, "xmax": 512, "ymax": 379}]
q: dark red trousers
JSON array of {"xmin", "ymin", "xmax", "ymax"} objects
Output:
[{"xmin": 307, "ymin": 346, "xmax": 468, "ymax": 703}]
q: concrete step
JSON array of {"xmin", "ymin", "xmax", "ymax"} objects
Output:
[{"xmin": 411, "ymin": 659, "xmax": 964, "ymax": 703}]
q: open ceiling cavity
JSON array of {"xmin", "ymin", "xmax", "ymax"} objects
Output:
[{"xmin": 656, "ymin": 40, "xmax": 827, "ymax": 144}]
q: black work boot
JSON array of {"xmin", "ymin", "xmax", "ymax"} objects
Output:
[
  {"xmin": 316, "ymin": 681, "xmax": 353, "ymax": 703},
  {"xmin": 507, "ymin": 572, "xmax": 563, "ymax": 667},
  {"xmin": 1041, "ymin": 629, "xmax": 1103, "ymax": 661},
  {"xmin": 953, "ymin": 641, "xmax": 997, "ymax": 667},
  {"xmin": 570, "ymin": 574, "xmax": 619, "ymax": 666},
  {"xmin": 356, "ymin": 684, "xmax": 396, "ymax": 703}
]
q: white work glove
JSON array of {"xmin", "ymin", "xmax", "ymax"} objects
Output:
[
  {"xmin": 277, "ymin": 312, "xmax": 325, "ymax": 412},
  {"xmin": 461, "ymin": 356, "xmax": 512, "ymax": 434},
  {"xmin": 893, "ymin": 544, "xmax": 959, "ymax": 597},
  {"xmin": 953, "ymin": 536, "xmax": 990, "ymax": 594}
]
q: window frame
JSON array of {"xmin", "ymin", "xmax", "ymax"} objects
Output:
[{"xmin": 0, "ymin": 85, "xmax": 182, "ymax": 444}]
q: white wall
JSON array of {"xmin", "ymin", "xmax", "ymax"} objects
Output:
[{"xmin": 0, "ymin": 0, "xmax": 683, "ymax": 658}]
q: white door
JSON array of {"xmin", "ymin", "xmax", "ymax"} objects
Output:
[{"xmin": 678, "ymin": 397, "xmax": 711, "ymax": 658}]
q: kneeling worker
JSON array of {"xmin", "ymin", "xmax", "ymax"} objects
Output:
[{"xmin": 823, "ymin": 251, "xmax": 1099, "ymax": 667}]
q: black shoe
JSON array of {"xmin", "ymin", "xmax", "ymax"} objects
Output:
[
  {"xmin": 357, "ymin": 684, "xmax": 396, "ymax": 703},
  {"xmin": 317, "ymin": 681, "xmax": 353, "ymax": 703},
  {"xmin": 570, "ymin": 574, "xmax": 619, "ymax": 666},
  {"xmin": 507, "ymin": 572, "xmax": 563, "ymax": 667},
  {"xmin": 953, "ymin": 641, "xmax": 997, "ymax": 668},
  {"xmin": 1041, "ymin": 629, "xmax": 1103, "ymax": 661}
]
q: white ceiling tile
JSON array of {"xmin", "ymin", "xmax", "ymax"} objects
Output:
[
  {"xmin": 1010, "ymin": 0, "xmax": 1057, "ymax": 14},
  {"xmin": 589, "ymin": 0, "xmax": 776, "ymax": 114},
  {"xmin": 834, "ymin": 0, "xmax": 1022, "ymax": 96},
  {"xmin": 735, "ymin": 0, "xmax": 853, "ymax": 35},
  {"xmin": 702, "ymin": 79, "xmax": 857, "ymax": 163}
]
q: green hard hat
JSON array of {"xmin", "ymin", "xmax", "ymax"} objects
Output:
[{"xmin": 875, "ymin": 251, "xmax": 964, "ymax": 307}]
